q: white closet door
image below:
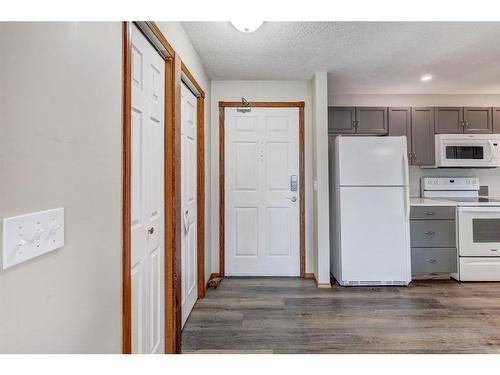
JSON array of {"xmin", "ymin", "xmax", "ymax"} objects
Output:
[
  {"xmin": 181, "ymin": 83, "xmax": 198, "ymax": 327},
  {"xmin": 130, "ymin": 24, "xmax": 165, "ymax": 354},
  {"xmin": 225, "ymin": 107, "xmax": 300, "ymax": 276}
]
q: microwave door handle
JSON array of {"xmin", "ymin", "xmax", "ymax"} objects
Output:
[{"xmin": 488, "ymin": 140, "xmax": 495, "ymax": 162}]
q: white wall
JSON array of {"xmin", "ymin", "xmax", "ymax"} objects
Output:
[
  {"xmin": 329, "ymin": 93, "xmax": 500, "ymax": 198},
  {"xmin": 155, "ymin": 22, "xmax": 212, "ymax": 283},
  {"xmin": 0, "ymin": 22, "xmax": 122, "ymax": 353},
  {"xmin": 210, "ymin": 80, "xmax": 315, "ymax": 275},
  {"xmin": 312, "ymin": 73, "xmax": 330, "ymax": 285}
]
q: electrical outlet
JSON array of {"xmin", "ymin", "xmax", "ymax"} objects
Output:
[{"xmin": 2, "ymin": 208, "xmax": 64, "ymax": 270}]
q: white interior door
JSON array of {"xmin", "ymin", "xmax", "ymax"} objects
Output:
[
  {"xmin": 181, "ymin": 83, "xmax": 198, "ymax": 327},
  {"xmin": 225, "ymin": 107, "xmax": 300, "ymax": 276},
  {"xmin": 130, "ymin": 24, "xmax": 165, "ymax": 354}
]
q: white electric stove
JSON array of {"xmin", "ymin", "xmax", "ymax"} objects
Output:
[{"xmin": 422, "ymin": 177, "xmax": 500, "ymax": 281}]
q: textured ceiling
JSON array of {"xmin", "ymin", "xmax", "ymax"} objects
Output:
[{"xmin": 181, "ymin": 22, "xmax": 500, "ymax": 94}]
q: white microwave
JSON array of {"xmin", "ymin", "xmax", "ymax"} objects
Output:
[{"xmin": 435, "ymin": 134, "xmax": 500, "ymax": 168}]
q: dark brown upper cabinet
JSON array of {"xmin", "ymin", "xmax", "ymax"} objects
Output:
[
  {"xmin": 411, "ymin": 107, "xmax": 435, "ymax": 166},
  {"xmin": 463, "ymin": 107, "xmax": 492, "ymax": 133},
  {"xmin": 328, "ymin": 106, "xmax": 388, "ymax": 135},
  {"xmin": 435, "ymin": 107, "xmax": 492, "ymax": 134},
  {"xmin": 328, "ymin": 107, "xmax": 356, "ymax": 134},
  {"xmin": 356, "ymin": 107, "xmax": 388, "ymax": 135},
  {"xmin": 494, "ymin": 108, "xmax": 500, "ymax": 134},
  {"xmin": 388, "ymin": 107, "xmax": 412, "ymax": 161},
  {"xmin": 435, "ymin": 107, "xmax": 463, "ymax": 133}
]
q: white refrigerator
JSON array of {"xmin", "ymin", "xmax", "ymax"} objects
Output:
[{"xmin": 331, "ymin": 136, "xmax": 411, "ymax": 286}]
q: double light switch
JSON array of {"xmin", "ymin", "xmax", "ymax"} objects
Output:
[{"xmin": 2, "ymin": 208, "xmax": 65, "ymax": 270}]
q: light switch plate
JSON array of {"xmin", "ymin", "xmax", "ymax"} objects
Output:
[{"xmin": 2, "ymin": 208, "xmax": 64, "ymax": 270}]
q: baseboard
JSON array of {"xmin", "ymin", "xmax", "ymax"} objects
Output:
[
  {"xmin": 206, "ymin": 273, "xmax": 223, "ymax": 291},
  {"xmin": 304, "ymin": 272, "xmax": 331, "ymax": 288},
  {"xmin": 317, "ymin": 282, "xmax": 332, "ymax": 288},
  {"xmin": 208, "ymin": 272, "xmax": 221, "ymax": 280}
]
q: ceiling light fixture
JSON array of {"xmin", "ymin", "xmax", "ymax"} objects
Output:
[
  {"xmin": 230, "ymin": 21, "xmax": 264, "ymax": 33},
  {"xmin": 420, "ymin": 74, "xmax": 433, "ymax": 82}
]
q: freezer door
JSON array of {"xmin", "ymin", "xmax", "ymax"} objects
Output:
[
  {"xmin": 336, "ymin": 136, "xmax": 408, "ymax": 186},
  {"xmin": 339, "ymin": 186, "xmax": 411, "ymax": 284}
]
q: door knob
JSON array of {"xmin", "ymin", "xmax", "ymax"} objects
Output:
[{"xmin": 286, "ymin": 196, "xmax": 297, "ymax": 203}]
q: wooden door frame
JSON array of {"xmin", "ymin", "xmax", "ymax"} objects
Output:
[
  {"xmin": 180, "ymin": 62, "xmax": 206, "ymax": 302},
  {"xmin": 217, "ymin": 101, "xmax": 306, "ymax": 278},
  {"xmin": 122, "ymin": 21, "xmax": 205, "ymax": 355}
]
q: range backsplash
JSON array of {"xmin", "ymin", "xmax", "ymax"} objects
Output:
[{"xmin": 409, "ymin": 166, "xmax": 500, "ymax": 198}]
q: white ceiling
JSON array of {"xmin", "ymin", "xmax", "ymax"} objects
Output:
[{"xmin": 181, "ymin": 22, "xmax": 500, "ymax": 95}]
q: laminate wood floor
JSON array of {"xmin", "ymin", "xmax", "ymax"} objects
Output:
[{"xmin": 181, "ymin": 277, "xmax": 500, "ymax": 353}]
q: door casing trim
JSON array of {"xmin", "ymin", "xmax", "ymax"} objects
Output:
[
  {"xmin": 217, "ymin": 101, "xmax": 306, "ymax": 278},
  {"xmin": 122, "ymin": 21, "xmax": 206, "ymax": 355},
  {"xmin": 180, "ymin": 63, "xmax": 206, "ymax": 301}
]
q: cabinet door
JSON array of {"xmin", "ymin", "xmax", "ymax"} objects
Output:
[
  {"xmin": 494, "ymin": 108, "xmax": 500, "ymax": 134},
  {"xmin": 463, "ymin": 107, "xmax": 492, "ymax": 134},
  {"xmin": 356, "ymin": 107, "xmax": 388, "ymax": 135},
  {"xmin": 328, "ymin": 107, "xmax": 356, "ymax": 134},
  {"xmin": 411, "ymin": 107, "xmax": 435, "ymax": 166},
  {"xmin": 435, "ymin": 107, "xmax": 463, "ymax": 133},
  {"xmin": 388, "ymin": 107, "xmax": 412, "ymax": 162}
]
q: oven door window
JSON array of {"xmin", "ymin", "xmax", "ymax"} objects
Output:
[
  {"xmin": 446, "ymin": 146, "xmax": 484, "ymax": 160},
  {"xmin": 473, "ymin": 218, "xmax": 500, "ymax": 243}
]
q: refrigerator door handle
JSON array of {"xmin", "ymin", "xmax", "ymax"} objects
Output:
[
  {"xmin": 401, "ymin": 139, "xmax": 411, "ymax": 221},
  {"xmin": 402, "ymin": 140, "xmax": 410, "ymax": 188}
]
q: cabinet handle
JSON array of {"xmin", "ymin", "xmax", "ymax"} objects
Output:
[
  {"xmin": 423, "ymin": 211, "xmax": 435, "ymax": 215},
  {"xmin": 425, "ymin": 259, "xmax": 437, "ymax": 263},
  {"xmin": 424, "ymin": 231, "xmax": 435, "ymax": 236},
  {"xmin": 351, "ymin": 120, "xmax": 356, "ymax": 129}
]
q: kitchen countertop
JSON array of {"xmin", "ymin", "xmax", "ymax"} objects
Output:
[{"xmin": 410, "ymin": 197, "xmax": 457, "ymax": 207}]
